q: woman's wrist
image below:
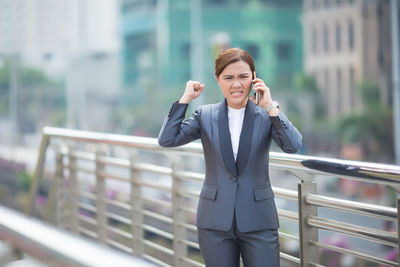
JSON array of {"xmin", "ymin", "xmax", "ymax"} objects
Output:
[
  {"xmin": 261, "ymin": 98, "xmax": 274, "ymax": 109},
  {"xmin": 268, "ymin": 107, "xmax": 279, "ymax": 117},
  {"xmin": 179, "ymin": 95, "xmax": 192, "ymax": 104}
]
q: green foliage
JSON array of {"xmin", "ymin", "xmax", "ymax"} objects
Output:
[
  {"xmin": 0, "ymin": 59, "xmax": 66, "ymax": 129},
  {"xmin": 21, "ymin": 67, "xmax": 54, "ymax": 86},
  {"xmin": 0, "ymin": 66, "xmax": 9, "ymax": 90},
  {"xmin": 48, "ymin": 110, "xmax": 67, "ymax": 127},
  {"xmin": 292, "ymin": 72, "xmax": 327, "ymax": 121},
  {"xmin": 0, "ymin": 65, "xmax": 9, "ymax": 115},
  {"xmin": 293, "ymin": 72, "xmax": 318, "ymax": 94},
  {"xmin": 285, "ymin": 97, "xmax": 302, "ymax": 130},
  {"xmin": 16, "ymin": 171, "xmax": 32, "ymax": 192},
  {"xmin": 336, "ymin": 82, "xmax": 394, "ymax": 162},
  {"xmin": 357, "ymin": 81, "xmax": 380, "ymax": 107}
]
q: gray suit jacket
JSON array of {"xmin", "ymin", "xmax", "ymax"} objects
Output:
[{"xmin": 158, "ymin": 99, "xmax": 302, "ymax": 233}]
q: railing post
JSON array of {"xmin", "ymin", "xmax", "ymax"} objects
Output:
[
  {"xmin": 57, "ymin": 149, "xmax": 69, "ymax": 229},
  {"xmin": 298, "ymin": 180, "xmax": 319, "ymax": 266},
  {"xmin": 397, "ymin": 197, "xmax": 400, "ymax": 265},
  {"xmin": 24, "ymin": 133, "xmax": 49, "ymax": 216},
  {"xmin": 130, "ymin": 153, "xmax": 144, "ymax": 256},
  {"xmin": 171, "ymin": 159, "xmax": 187, "ymax": 267},
  {"xmin": 44, "ymin": 147, "xmax": 63, "ymax": 224},
  {"xmin": 95, "ymin": 150, "xmax": 107, "ymax": 244},
  {"xmin": 68, "ymin": 146, "xmax": 79, "ymax": 233},
  {"xmin": 53, "ymin": 149, "xmax": 65, "ymax": 227}
]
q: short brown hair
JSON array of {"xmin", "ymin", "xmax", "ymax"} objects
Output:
[{"xmin": 214, "ymin": 48, "xmax": 255, "ymax": 79}]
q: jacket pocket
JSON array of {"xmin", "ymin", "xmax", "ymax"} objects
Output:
[
  {"xmin": 254, "ymin": 187, "xmax": 274, "ymax": 201},
  {"xmin": 200, "ymin": 185, "xmax": 218, "ymax": 200}
]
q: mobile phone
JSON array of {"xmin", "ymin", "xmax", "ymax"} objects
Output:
[{"xmin": 252, "ymin": 71, "xmax": 259, "ymax": 105}]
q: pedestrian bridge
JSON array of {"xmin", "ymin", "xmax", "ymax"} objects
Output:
[{"xmin": 1, "ymin": 127, "xmax": 399, "ymax": 266}]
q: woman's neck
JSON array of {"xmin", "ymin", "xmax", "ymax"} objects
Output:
[{"xmin": 227, "ymin": 97, "xmax": 248, "ymax": 109}]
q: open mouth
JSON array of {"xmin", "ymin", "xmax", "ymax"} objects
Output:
[{"xmin": 231, "ymin": 91, "xmax": 243, "ymax": 97}]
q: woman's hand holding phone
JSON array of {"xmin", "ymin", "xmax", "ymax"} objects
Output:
[
  {"xmin": 250, "ymin": 71, "xmax": 274, "ymax": 109},
  {"xmin": 179, "ymin": 80, "xmax": 205, "ymax": 104}
]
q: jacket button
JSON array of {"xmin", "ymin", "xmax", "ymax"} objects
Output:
[{"xmin": 231, "ymin": 176, "xmax": 237, "ymax": 182}]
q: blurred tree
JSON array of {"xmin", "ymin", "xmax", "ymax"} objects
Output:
[
  {"xmin": 112, "ymin": 81, "xmax": 177, "ymax": 137},
  {"xmin": 0, "ymin": 59, "xmax": 66, "ymax": 133},
  {"xmin": 294, "ymin": 72, "xmax": 318, "ymax": 94},
  {"xmin": 20, "ymin": 67, "xmax": 52, "ymax": 86},
  {"xmin": 336, "ymin": 82, "xmax": 394, "ymax": 163},
  {"xmin": 291, "ymin": 73, "xmax": 332, "ymax": 155},
  {"xmin": 0, "ymin": 65, "xmax": 10, "ymax": 115},
  {"xmin": 293, "ymin": 72, "xmax": 326, "ymax": 121}
]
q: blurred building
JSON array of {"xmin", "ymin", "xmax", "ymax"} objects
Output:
[
  {"xmin": 120, "ymin": 0, "xmax": 303, "ymax": 108},
  {"xmin": 302, "ymin": 0, "xmax": 392, "ymax": 118},
  {"xmin": 0, "ymin": 0, "xmax": 121, "ymax": 135}
]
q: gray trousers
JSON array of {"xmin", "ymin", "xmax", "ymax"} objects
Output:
[{"xmin": 197, "ymin": 211, "xmax": 280, "ymax": 267}]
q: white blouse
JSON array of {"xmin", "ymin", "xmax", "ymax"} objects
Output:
[{"xmin": 227, "ymin": 106, "xmax": 246, "ymax": 161}]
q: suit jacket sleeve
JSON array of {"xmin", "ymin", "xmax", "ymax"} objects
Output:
[
  {"xmin": 158, "ymin": 102, "xmax": 201, "ymax": 147},
  {"xmin": 269, "ymin": 110, "xmax": 302, "ymax": 153}
]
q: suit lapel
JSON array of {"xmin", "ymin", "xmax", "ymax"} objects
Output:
[
  {"xmin": 236, "ymin": 100, "xmax": 255, "ymax": 176},
  {"xmin": 218, "ymin": 99, "xmax": 238, "ymax": 177}
]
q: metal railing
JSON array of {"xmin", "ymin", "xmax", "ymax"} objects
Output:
[
  {"xmin": 0, "ymin": 205, "xmax": 155, "ymax": 266},
  {"xmin": 25, "ymin": 126, "xmax": 400, "ymax": 267}
]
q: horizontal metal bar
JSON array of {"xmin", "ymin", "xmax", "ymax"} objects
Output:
[
  {"xmin": 269, "ymin": 152, "xmax": 400, "ymax": 186},
  {"xmin": 305, "ymin": 193, "xmax": 398, "ymax": 221},
  {"xmin": 177, "ymin": 222, "xmax": 197, "ymax": 232},
  {"xmin": 77, "ymin": 179, "xmax": 97, "ymax": 190},
  {"xmin": 179, "ymin": 206, "xmax": 196, "ymax": 214},
  {"xmin": 133, "ymin": 162, "xmax": 172, "ymax": 176},
  {"xmin": 99, "ymin": 155, "xmax": 130, "ymax": 168},
  {"xmin": 272, "ymin": 187, "xmax": 298, "ymax": 201},
  {"xmin": 278, "ymin": 231, "xmax": 299, "ymax": 241},
  {"xmin": 142, "ymin": 240, "xmax": 174, "ymax": 256},
  {"xmin": 44, "ymin": 127, "xmax": 400, "ymax": 186},
  {"xmin": 63, "ymin": 163, "xmax": 96, "ymax": 177},
  {"xmin": 78, "ymin": 194, "xmax": 131, "ymax": 211},
  {"xmin": 143, "ymin": 254, "xmax": 173, "ymax": 267},
  {"xmin": 175, "ymin": 170, "xmax": 205, "ymax": 182},
  {"xmin": 78, "ymin": 202, "xmax": 97, "ymax": 213},
  {"xmin": 77, "ymin": 226, "xmax": 97, "ymax": 238},
  {"xmin": 135, "ymin": 180, "xmax": 171, "ymax": 192},
  {"xmin": 307, "ymin": 215, "xmax": 398, "ymax": 247},
  {"xmin": 98, "ymin": 170, "xmax": 129, "ymax": 183},
  {"xmin": 179, "ymin": 188, "xmax": 200, "ymax": 198},
  {"xmin": 79, "ymin": 190, "xmax": 96, "ymax": 200},
  {"xmin": 0, "ymin": 205, "xmax": 154, "ymax": 267},
  {"xmin": 106, "ymin": 225, "xmax": 133, "ymax": 239},
  {"xmin": 310, "ymin": 240, "xmax": 398, "ymax": 266},
  {"xmin": 142, "ymin": 210, "xmax": 173, "ymax": 224},
  {"xmin": 107, "ymin": 239, "xmax": 133, "ymax": 254},
  {"xmin": 106, "ymin": 212, "xmax": 132, "ymax": 225},
  {"xmin": 77, "ymin": 214, "xmax": 97, "ymax": 226},
  {"xmin": 277, "ymin": 208, "xmax": 299, "ymax": 222},
  {"xmin": 74, "ymin": 165, "xmax": 96, "ymax": 175},
  {"xmin": 105, "ymin": 198, "xmax": 131, "ymax": 210},
  {"xmin": 43, "ymin": 126, "xmax": 204, "ymax": 154},
  {"xmin": 142, "ymin": 224, "xmax": 173, "ymax": 240},
  {"xmin": 279, "ymin": 252, "xmax": 300, "ymax": 264},
  {"xmin": 65, "ymin": 150, "xmax": 95, "ymax": 161},
  {"xmin": 142, "ymin": 196, "xmax": 172, "ymax": 208},
  {"xmin": 178, "ymin": 238, "xmax": 200, "ymax": 250},
  {"xmin": 179, "ymin": 256, "xmax": 204, "ymax": 267}
]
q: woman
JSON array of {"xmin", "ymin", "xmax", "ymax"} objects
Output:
[{"xmin": 158, "ymin": 48, "xmax": 302, "ymax": 267}]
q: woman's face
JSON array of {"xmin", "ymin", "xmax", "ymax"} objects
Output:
[{"xmin": 216, "ymin": 60, "xmax": 253, "ymax": 109}]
